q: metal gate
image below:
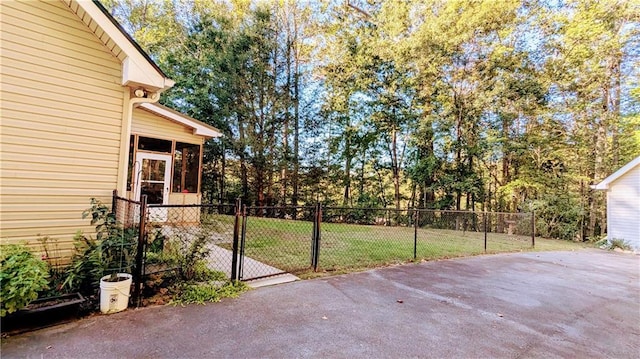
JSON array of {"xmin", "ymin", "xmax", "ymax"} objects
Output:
[{"xmin": 232, "ymin": 203, "xmax": 321, "ymax": 281}]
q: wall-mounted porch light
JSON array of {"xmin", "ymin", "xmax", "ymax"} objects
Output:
[{"xmin": 134, "ymin": 88, "xmax": 147, "ymax": 98}]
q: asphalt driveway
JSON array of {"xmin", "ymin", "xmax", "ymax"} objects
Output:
[{"xmin": 2, "ymin": 249, "xmax": 639, "ymax": 358}]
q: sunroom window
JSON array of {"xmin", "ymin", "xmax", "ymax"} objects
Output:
[
  {"xmin": 138, "ymin": 136, "xmax": 172, "ymax": 153},
  {"xmin": 173, "ymin": 142, "xmax": 201, "ymax": 193}
]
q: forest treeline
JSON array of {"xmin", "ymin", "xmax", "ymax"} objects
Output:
[{"xmin": 104, "ymin": 0, "xmax": 639, "ymax": 241}]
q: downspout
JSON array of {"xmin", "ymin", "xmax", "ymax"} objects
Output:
[{"xmin": 116, "ymin": 89, "xmax": 163, "ymax": 197}]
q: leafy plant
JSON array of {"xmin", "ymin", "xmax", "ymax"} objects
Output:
[
  {"xmin": 180, "ymin": 233, "xmax": 211, "ymax": 281},
  {"xmin": 157, "ymin": 231, "xmax": 214, "ymax": 282},
  {"xmin": 147, "ymin": 226, "xmax": 167, "ymax": 254},
  {"xmin": 63, "ymin": 231, "xmax": 107, "ymax": 295},
  {"xmin": 63, "ymin": 199, "xmax": 138, "ymax": 295},
  {"xmin": 0, "ymin": 244, "xmax": 49, "ymax": 316}
]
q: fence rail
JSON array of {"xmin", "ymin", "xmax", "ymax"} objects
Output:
[{"xmin": 113, "ymin": 194, "xmax": 535, "ymax": 306}]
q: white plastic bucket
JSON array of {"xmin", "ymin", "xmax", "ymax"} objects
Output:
[{"xmin": 99, "ymin": 273, "xmax": 132, "ymax": 314}]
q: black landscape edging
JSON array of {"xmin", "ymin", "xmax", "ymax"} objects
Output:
[{"xmin": 1, "ymin": 293, "xmax": 86, "ymax": 334}]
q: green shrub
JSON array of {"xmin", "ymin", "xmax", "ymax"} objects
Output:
[
  {"xmin": 0, "ymin": 244, "xmax": 49, "ymax": 317},
  {"xmin": 158, "ymin": 231, "xmax": 214, "ymax": 282}
]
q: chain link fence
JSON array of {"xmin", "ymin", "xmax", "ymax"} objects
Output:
[
  {"xmin": 113, "ymin": 195, "xmax": 535, "ymax": 305},
  {"xmin": 416, "ymin": 210, "xmax": 534, "ymax": 260},
  {"xmin": 236, "ymin": 206, "xmax": 317, "ymax": 280},
  {"xmin": 317, "ymin": 208, "xmax": 534, "ymax": 274},
  {"xmin": 139, "ymin": 203, "xmax": 237, "ymax": 305}
]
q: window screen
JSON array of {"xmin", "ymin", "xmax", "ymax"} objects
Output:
[{"xmin": 173, "ymin": 142, "xmax": 201, "ymax": 193}]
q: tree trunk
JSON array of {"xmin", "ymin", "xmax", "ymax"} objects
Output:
[
  {"xmin": 291, "ymin": 3, "xmax": 301, "ymax": 212},
  {"xmin": 391, "ymin": 127, "xmax": 401, "ymax": 211},
  {"xmin": 292, "ymin": 58, "xmax": 300, "ymax": 209},
  {"xmin": 219, "ymin": 142, "xmax": 226, "ymax": 205},
  {"xmin": 358, "ymin": 150, "xmax": 366, "ymax": 202},
  {"xmin": 280, "ymin": 25, "xmax": 292, "ymax": 208},
  {"xmin": 343, "ymin": 124, "xmax": 352, "ymax": 206},
  {"xmin": 238, "ymin": 117, "xmax": 249, "ymax": 202}
]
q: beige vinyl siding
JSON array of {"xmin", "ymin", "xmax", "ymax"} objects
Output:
[
  {"xmin": 0, "ymin": 0, "xmax": 124, "ymax": 255},
  {"xmin": 168, "ymin": 193, "xmax": 202, "ymax": 223},
  {"xmin": 169, "ymin": 193, "xmax": 202, "ymax": 205},
  {"xmin": 607, "ymin": 165, "xmax": 640, "ymax": 250},
  {"xmin": 132, "ymin": 107, "xmax": 204, "ymax": 145}
]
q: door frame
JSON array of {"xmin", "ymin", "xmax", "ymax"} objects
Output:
[{"xmin": 134, "ymin": 152, "xmax": 172, "ymax": 221}]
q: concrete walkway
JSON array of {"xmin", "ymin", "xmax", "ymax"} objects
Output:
[
  {"xmin": 159, "ymin": 225, "xmax": 299, "ymax": 287},
  {"xmin": 205, "ymin": 244, "xmax": 299, "ymax": 287},
  {"xmin": 2, "ymin": 249, "xmax": 638, "ymax": 358}
]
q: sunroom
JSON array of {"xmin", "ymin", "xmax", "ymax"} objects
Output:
[{"xmin": 126, "ymin": 103, "xmax": 221, "ymax": 222}]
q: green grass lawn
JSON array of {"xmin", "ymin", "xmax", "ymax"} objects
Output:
[{"xmin": 209, "ymin": 215, "xmax": 589, "ymax": 279}]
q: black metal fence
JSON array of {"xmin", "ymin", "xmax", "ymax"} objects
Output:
[{"xmin": 113, "ymin": 194, "xmax": 535, "ymax": 306}]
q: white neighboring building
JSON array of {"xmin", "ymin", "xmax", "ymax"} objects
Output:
[{"xmin": 593, "ymin": 156, "xmax": 640, "ymax": 250}]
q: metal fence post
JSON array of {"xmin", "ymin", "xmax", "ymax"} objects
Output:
[
  {"xmin": 112, "ymin": 189, "xmax": 118, "ymax": 214},
  {"xmin": 238, "ymin": 205, "xmax": 247, "ymax": 280},
  {"xmin": 413, "ymin": 209, "xmax": 419, "ymax": 260},
  {"xmin": 231, "ymin": 198, "xmax": 242, "ymax": 282},
  {"xmin": 311, "ymin": 202, "xmax": 322, "ymax": 272},
  {"xmin": 483, "ymin": 212, "xmax": 488, "ymax": 253},
  {"xmin": 311, "ymin": 205, "xmax": 317, "ymax": 268},
  {"xmin": 531, "ymin": 211, "xmax": 535, "ymax": 248},
  {"xmin": 316, "ymin": 203, "xmax": 322, "ymax": 271},
  {"xmin": 132, "ymin": 195, "xmax": 147, "ymax": 307}
]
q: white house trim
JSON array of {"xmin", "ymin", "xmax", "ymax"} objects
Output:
[
  {"xmin": 139, "ymin": 103, "xmax": 223, "ymax": 138},
  {"xmin": 68, "ymin": 0, "xmax": 174, "ymax": 92},
  {"xmin": 592, "ymin": 155, "xmax": 640, "ymax": 250},
  {"xmin": 592, "ymin": 156, "xmax": 640, "ymax": 190}
]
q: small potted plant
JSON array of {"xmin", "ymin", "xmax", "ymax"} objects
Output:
[{"xmin": 99, "ymin": 272, "xmax": 132, "ymax": 314}]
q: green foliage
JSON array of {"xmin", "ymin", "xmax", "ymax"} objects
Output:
[
  {"xmin": 63, "ymin": 199, "xmax": 138, "ymax": 295},
  {"xmin": 170, "ymin": 281, "xmax": 249, "ymax": 306},
  {"xmin": 0, "ymin": 244, "xmax": 49, "ymax": 317},
  {"xmin": 147, "ymin": 226, "xmax": 166, "ymax": 254},
  {"xmin": 157, "ymin": 232, "xmax": 215, "ymax": 282},
  {"xmin": 63, "ymin": 231, "xmax": 107, "ymax": 295},
  {"xmin": 531, "ymin": 194, "xmax": 583, "ymax": 240},
  {"xmin": 607, "ymin": 239, "xmax": 632, "ymax": 251},
  {"xmin": 103, "ymin": 0, "xmax": 639, "ymax": 241}
]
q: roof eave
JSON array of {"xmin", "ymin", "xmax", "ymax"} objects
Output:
[
  {"xmin": 592, "ymin": 155, "xmax": 640, "ymax": 191},
  {"xmin": 75, "ymin": 0, "xmax": 173, "ymax": 92},
  {"xmin": 139, "ymin": 103, "xmax": 223, "ymax": 139}
]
